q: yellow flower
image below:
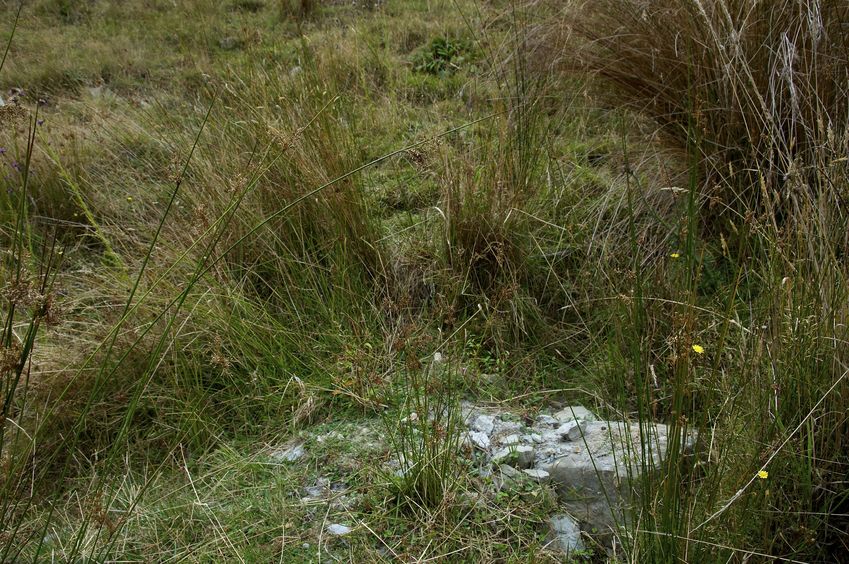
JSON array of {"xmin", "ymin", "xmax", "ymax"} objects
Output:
[
  {"xmin": 127, "ymin": 196, "xmax": 134, "ymax": 202},
  {"xmin": 757, "ymin": 470, "xmax": 768, "ymax": 479},
  {"xmin": 692, "ymin": 344, "xmax": 705, "ymax": 354},
  {"xmin": 670, "ymin": 253, "xmax": 681, "ymax": 259}
]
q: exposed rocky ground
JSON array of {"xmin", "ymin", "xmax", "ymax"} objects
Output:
[
  {"xmin": 462, "ymin": 402, "xmax": 697, "ymax": 556},
  {"xmin": 268, "ymin": 400, "xmax": 697, "ymax": 560}
]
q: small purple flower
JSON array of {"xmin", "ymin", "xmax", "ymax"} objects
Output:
[
  {"xmin": 37, "ymin": 119, "xmax": 44, "ymax": 126},
  {"xmin": 0, "ymin": 147, "xmax": 6, "ymax": 155},
  {"xmin": 11, "ymin": 161, "xmax": 20, "ymax": 172}
]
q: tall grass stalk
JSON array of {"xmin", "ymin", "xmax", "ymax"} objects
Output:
[
  {"xmin": 383, "ymin": 358, "xmax": 464, "ymax": 515},
  {"xmin": 0, "ymin": 110, "xmax": 66, "ymax": 560}
]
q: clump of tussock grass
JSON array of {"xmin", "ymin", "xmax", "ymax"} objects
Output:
[
  {"xmin": 382, "ymin": 361, "xmax": 464, "ymax": 515},
  {"xmin": 413, "ymin": 17, "xmax": 586, "ymax": 359},
  {"xmin": 564, "ymin": 0, "xmax": 849, "ymax": 230}
]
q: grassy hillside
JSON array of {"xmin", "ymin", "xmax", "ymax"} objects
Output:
[{"xmin": 1, "ymin": 0, "xmax": 847, "ymax": 561}]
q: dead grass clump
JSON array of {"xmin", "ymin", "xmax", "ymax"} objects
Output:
[{"xmin": 565, "ymin": 0, "xmax": 849, "ymax": 228}]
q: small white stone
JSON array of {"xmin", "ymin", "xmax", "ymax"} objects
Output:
[
  {"xmin": 493, "ymin": 445, "xmax": 535, "ymax": 469},
  {"xmin": 549, "ymin": 514, "xmax": 584, "ymax": 554},
  {"xmin": 497, "ymin": 421, "xmax": 523, "ymax": 434},
  {"xmin": 469, "ymin": 431, "xmax": 490, "ymax": 450},
  {"xmin": 523, "ymin": 468, "xmax": 551, "ymax": 482},
  {"xmin": 271, "ymin": 443, "xmax": 305, "ymax": 462},
  {"xmin": 498, "ymin": 433, "xmax": 521, "ymax": 445},
  {"xmin": 540, "ymin": 429, "xmax": 563, "ymax": 443},
  {"xmin": 327, "ymin": 523, "xmax": 352, "ymax": 536},
  {"xmin": 553, "ymin": 406, "xmax": 596, "ymax": 423},
  {"xmin": 536, "ymin": 414, "xmax": 558, "ymax": 426},
  {"xmin": 499, "ymin": 463, "xmax": 521, "ymax": 478},
  {"xmin": 557, "ymin": 421, "xmax": 585, "ymax": 442},
  {"xmin": 472, "ymin": 414, "xmax": 495, "ymax": 435}
]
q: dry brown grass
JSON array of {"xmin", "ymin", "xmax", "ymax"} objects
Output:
[{"xmin": 560, "ymin": 0, "xmax": 849, "ymax": 228}]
